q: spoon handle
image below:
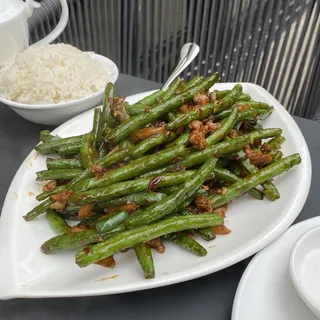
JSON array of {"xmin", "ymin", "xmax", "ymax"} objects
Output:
[{"xmin": 161, "ymin": 43, "xmax": 200, "ymax": 91}]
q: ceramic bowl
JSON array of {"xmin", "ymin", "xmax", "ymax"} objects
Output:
[
  {"xmin": 290, "ymin": 225, "xmax": 320, "ymax": 319},
  {"xmin": 0, "ymin": 54, "xmax": 118, "ymax": 126}
]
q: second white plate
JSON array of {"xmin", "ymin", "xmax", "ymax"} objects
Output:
[
  {"xmin": 232, "ymin": 217, "xmax": 320, "ymax": 320},
  {"xmin": 0, "ymin": 83, "xmax": 312, "ymax": 299}
]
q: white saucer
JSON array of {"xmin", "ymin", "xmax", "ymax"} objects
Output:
[{"xmin": 232, "ymin": 217, "xmax": 320, "ymax": 320}]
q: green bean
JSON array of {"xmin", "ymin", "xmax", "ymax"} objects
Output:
[
  {"xmin": 40, "ymin": 130, "xmax": 60, "ymax": 142},
  {"xmin": 164, "ymin": 231, "xmax": 207, "ymax": 256},
  {"xmin": 166, "ymin": 84, "xmax": 242, "ymax": 131},
  {"xmin": 236, "ymin": 150, "xmax": 279, "ymax": 201},
  {"xmin": 268, "ymin": 135, "xmax": 285, "ymax": 151},
  {"xmin": 185, "ymin": 75, "xmax": 202, "ymax": 88},
  {"xmin": 128, "ymin": 132, "xmax": 176, "ymax": 159},
  {"xmin": 36, "ymin": 141, "xmax": 135, "ymax": 201},
  {"xmin": 41, "ymin": 229, "xmax": 119, "ymax": 254},
  {"xmin": 72, "ymin": 145, "xmax": 188, "ymax": 192},
  {"xmin": 162, "ymin": 78, "xmax": 184, "ymax": 99},
  {"xmin": 62, "ymin": 204, "xmax": 81, "ymax": 213},
  {"xmin": 98, "ymin": 140, "xmax": 134, "ymax": 168},
  {"xmin": 106, "ymin": 73, "xmax": 220, "ymax": 145},
  {"xmin": 134, "ymin": 244, "xmax": 155, "ymax": 279},
  {"xmin": 98, "ymin": 144, "xmax": 107, "ymax": 159},
  {"xmin": 214, "ymin": 167, "xmax": 263, "ymax": 200},
  {"xmin": 46, "ymin": 210, "xmax": 71, "ymax": 234},
  {"xmin": 214, "ymin": 90, "xmax": 229, "ymax": 100},
  {"xmin": 96, "ymin": 192, "xmax": 167, "ymax": 209},
  {"xmin": 176, "ymin": 81, "xmax": 187, "ymax": 93},
  {"xmin": 102, "ymin": 82, "xmax": 118, "ymax": 128},
  {"xmin": 213, "ymin": 84, "xmax": 243, "ymax": 113},
  {"xmin": 76, "ymin": 214, "xmax": 223, "ymax": 267},
  {"xmin": 69, "ymin": 171, "xmax": 196, "ymax": 205},
  {"xmin": 127, "ymin": 90, "xmax": 166, "ymax": 116},
  {"xmin": 272, "ymin": 151, "xmax": 283, "ymax": 162},
  {"xmin": 167, "ymin": 112, "xmax": 176, "ymax": 122},
  {"xmin": 24, "ymin": 198, "xmax": 52, "ymax": 221},
  {"xmin": 238, "ymin": 108, "xmax": 272, "ymax": 121},
  {"xmin": 166, "ymin": 130, "xmax": 191, "ymax": 148},
  {"xmin": 237, "ymin": 93, "xmax": 252, "ymax": 102},
  {"xmin": 35, "ymin": 135, "xmax": 84, "ymax": 154},
  {"xmin": 56, "ymin": 140, "xmax": 83, "ymax": 156},
  {"xmin": 36, "ymin": 185, "xmax": 66, "ymax": 201},
  {"xmin": 209, "ymin": 154, "xmax": 301, "ymax": 208},
  {"xmin": 197, "ymin": 228, "xmax": 216, "ymax": 241},
  {"xmin": 261, "ymin": 181, "xmax": 280, "ymax": 201},
  {"xmin": 60, "ymin": 213, "xmax": 84, "ymax": 221},
  {"xmin": 76, "ymin": 213, "xmax": 103, "ymax": 229},
  {"xmin": 153, "ymin": 128, "xmax": 282, "ymax": 176},
  {"xmin": 166, "ymin": 103, "xmax": 215, "ymax": 130},
  {"xmin": 166, "ymin": 107, "xmax": 238, "ymax": 150},
  {"xmin": 214, "ymin": 108, "xmax": 272, "ymax": 121},
  {"xmin": 182, "ymin": 128, "xmax": 282, "ymax": 168},
  {"xmin": 126, "ymin": 79, "xmax": 184, "ymax": 117},
  {"xmin": 206, "ymin": 107, "xmax": 239, "ymax": 146},
  {"xmin": 80, "ymin": 134, "xmax": 96, "ymax": 169},
  {"xmin": 46, "ymin": 158, "xmax": 84, "ymax": 170},
  {"xmin": 125, "ymin": 157, "xmax": 218, "ymax": 229},
  {"xmin": 95, "ymin": 211, "xmax": 129, "ymax": 232},
  {"xmin": 179, "ymin": 208, "xmax": 217, "ymax": 241},
  {"xmin": 237, "ymin": 101, "xmax": 271, "ymax": 109},
  {"xmin": 92, "ymin": 108, "xmax": 103, "ymax": 149},
  {"xmin": 141, "ymin": 128, "xmax": 281, "ymax": 179},
  {"xmin": 166, "ymin": 107, "xmax": 238, "ymax": 151},
  {"xmin": 36, "ymin": 169, "xmax": 83, "ymax": 181},
  {"xmin": 161, "ymin": 185, "xmax": 208, "ymax": 196}
]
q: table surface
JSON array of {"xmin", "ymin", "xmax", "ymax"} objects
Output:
[{"xmin": 0, "ymin": 74, "xmax": 319, "ymax": 320}]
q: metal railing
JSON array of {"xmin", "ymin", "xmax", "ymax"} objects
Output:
[{"xmin": 29, "ymin": 0, "xmax": 320, "ymax": 120}]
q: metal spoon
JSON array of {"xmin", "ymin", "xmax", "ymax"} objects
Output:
[{"xmin": 161, "ymin": 43, "xmax": 200, "ymax": 91}]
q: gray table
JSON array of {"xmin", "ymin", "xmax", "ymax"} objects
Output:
[{"xmin": 0, "ymin": 74, "xmax": 319, "ymax": 320}]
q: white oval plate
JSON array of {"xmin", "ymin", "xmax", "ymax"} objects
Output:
[
  {"xmin": 232, "ymin": 217, "xmax": 320, "ymax": 320},
  {"xmin": 0, "ymin": 83, "xmax": 311, "ymax": 299}
]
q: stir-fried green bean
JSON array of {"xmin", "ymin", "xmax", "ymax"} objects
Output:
[
  {"xmin": 125, "ymin": 157, "xmax": 218, "ymax": 229},
  {"xmin": 134, "ymin": 244, "xmax": 155, "ymax": 279},
  {"xmin": 46, "ymin": 210, "xmax": 71, "ymax": 234},
  {"xmin": 209, "ymin": 154, "xmax": 301, "ymax": 208},
  {"xmin": 25, "ymin": 73, "xmax": 301, "ymax": 280},
  {"xmin": 106, "ymin": 73, "xmax": 220, "ymax": 145},
  {"xmin": 76, "ymin": 214, "xmax": 223, "ymax": 267}
]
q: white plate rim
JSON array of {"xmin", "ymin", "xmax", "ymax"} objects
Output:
[
  {"xmin": 0, "ymin": 83, "xmax": 312, "ymax": 299},
  {"xmin": 231, "ymin": 216, "xmax": 320, "ymax": 320}
]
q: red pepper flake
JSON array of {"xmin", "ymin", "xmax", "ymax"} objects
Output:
[
  {"xmin": 84, "ymin": 247, "xmax": 91, "ymax": 254},
  {"xmin": 212, "ymin": 225, "xmax": 231, "ymax": 234},
  {"xmin": 95, "ymin": 256, "xmax": 115, "ymax": 268},
  {"xmin": 147, "ymin": 177, "xmax": 162, "ymax": 192},
  {"xmin": 172, "ymin": 165, "xmax": 186, "ymax": 172}
]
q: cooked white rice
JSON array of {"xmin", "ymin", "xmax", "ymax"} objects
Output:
[{"xmin": 0, "ymin": 44, "xmax": 112, "ymax": 105}]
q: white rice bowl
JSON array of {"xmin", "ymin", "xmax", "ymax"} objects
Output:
[{"xmin": 0, "ymin": 44, "xmax": 113, "ymax": 105}]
